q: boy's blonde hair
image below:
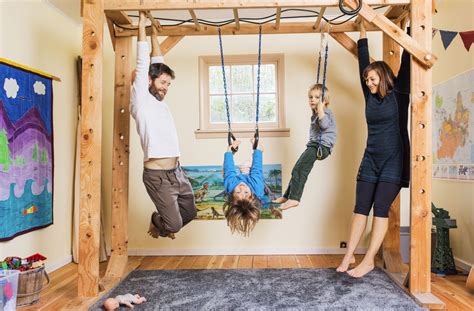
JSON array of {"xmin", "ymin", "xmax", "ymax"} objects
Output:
[
  {"xmin": 308, "ymin": 83, "xmax": 330, "ymax": 106},
  {"xmin": 223, "ymin": 195, "xmax": 261, "ymax": 236}
]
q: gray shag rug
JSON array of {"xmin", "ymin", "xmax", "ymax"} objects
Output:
[{"xmin": 90, "ymin": 268, "xmax": 424, "ymax": 310}]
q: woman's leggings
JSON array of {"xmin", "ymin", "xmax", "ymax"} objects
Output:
[{"xmin": 354, "ymin": 181, "xmax": 401, "ymax": 218}]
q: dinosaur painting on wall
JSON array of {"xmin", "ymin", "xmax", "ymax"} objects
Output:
[{"xmin": 183, "ymin": 164, "xmax": 282, "ymax": 220}]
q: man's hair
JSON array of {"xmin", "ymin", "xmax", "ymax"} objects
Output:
[
  {"xmin": 308, "ymin": 83, "xmax": 330, "ymax": 106},
  {"xmin": 223, "ymin": 195, "xmax": 261, "ymax": 236},
  {"xmin": 362, "ymin": 61, "xmax": 395, "ymax": 98},
  {"xmin": 149, "ymin": 63, "xmax": 175, "ymax": 80}
]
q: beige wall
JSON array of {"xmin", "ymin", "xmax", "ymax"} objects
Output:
[
  {"xmin": 0, "ymin": 1, "xmax": 80, "ymax": 270},
  {"xmin": 431, "ymin": 0, "xmax": 474, "ymax": 266}
]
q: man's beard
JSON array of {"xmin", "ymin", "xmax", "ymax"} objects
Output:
[{"xmin": 149, "ymin": 86, "xmax": 166, "ymax": 101}]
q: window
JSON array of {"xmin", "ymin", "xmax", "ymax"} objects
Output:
[{"xmin": 196, "ymin": 54, "xmax": 289, "ymax": 138}]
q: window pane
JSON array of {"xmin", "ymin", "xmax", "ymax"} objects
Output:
[
  {"xmin": 231, "ymin": 95, "xmax": 255, "ymax": 123},
  {"xmin": 210, "ymin": 95, "xmax": 227, "ymax": 123},
  {"xmin": 258, "ymin": 94, "xmax": 277, "ymax": 122},
  {"xmin": 209, "ymin": 66, "xmax": 230, "ymax": 94},
  {"xmin": 231, "ymin": 65, "xmax": 253, "ymax": 94},
  {"xmin": 254, "ymin": 64, "xmax": 276, "ymax": 93}
]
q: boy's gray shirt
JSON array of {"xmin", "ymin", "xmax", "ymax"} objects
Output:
[{"xmin": 308, "ymin": 108, "xmax": 337, "ymax": 151}]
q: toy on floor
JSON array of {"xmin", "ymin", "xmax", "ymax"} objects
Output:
[{"xmin": 103, "ymin": 293, "xmax": 147, "ymax": 310}]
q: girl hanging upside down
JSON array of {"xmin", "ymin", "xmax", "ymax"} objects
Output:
[{"xmin": 223, "ymin": 138, "xmax": 265, "ymax": 236}]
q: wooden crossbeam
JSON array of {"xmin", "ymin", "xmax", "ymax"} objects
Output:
[
  {"xmin": 146, "ymin": 11, "xmax": 162, "ymax": 32},
  {"xmin": 384, "ymin": 5, "xmax": 408, "ymax": 19},
  {"xmin": 345, "ymin": 0, "xmax": 437, "ymax": 68},
  {"xmin": 274, "ymin": 8, "xmax": 282, "ymax": 30},
  {"xmin": 104, "ymin": 0, "xmax": 411, "ymax": 11},
  {"xmin": 313, "ymin": 6, "xmax": 326, "ymax": 30},
  {"xmin": 329, "ymin": 32, "xmax": 375, "ymax": 62},
  {"xmin": 105, "ymin": 10, "xmax": 132, "ymax": 25},
  {"xmin": 161, "ymin": 36, "xmax": 185, "ymax": 55},
  {"xmin": 233, "ymin": 8, "xmax": 240, "ymax": 30},
  {"xmin": 106, "ymin": 17, "xmax": 116, "ymax": 50},
  {"xmin": 115, "ymin": 21, "xmax": 382, "ymax": 37},
  {"xmin": 189, "ymin": 9, "xmax": 201, "ymax": 30}
]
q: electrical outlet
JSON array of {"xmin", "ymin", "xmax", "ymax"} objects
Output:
[{"xmin": 340, "ymin": 241, "xmax": 347, "ymax": 248}]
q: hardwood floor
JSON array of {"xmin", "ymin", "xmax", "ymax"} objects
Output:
[{"xmin": 17, "ymin": 255, "xmax": 473, "ymax": 310}]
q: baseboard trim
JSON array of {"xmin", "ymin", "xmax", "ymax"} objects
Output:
[
  {"xmin": 45, "ymin": 255, "xmax": 73, "ymax": 273},
  {"xmin": 128, "ymin": 248, "xmax": 367, "ymax": 256},
  {"xmin": 454, "ymin": 257, "xmax": 472, "ymax": 273}
]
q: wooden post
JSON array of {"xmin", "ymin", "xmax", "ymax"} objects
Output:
[
  {"xmin": 330, "ymin": 32, "xmax": 375, "ymax": 62},
  {"xmin": 382, "ymin": 32, "xmax": 404, "ymax": 274},
  {"xmin": 409, "ymin": 0, "xmax": 436, "ymax": 303},
  {"xmin": 79, "ymin": 0, "xmax": 104, "ymax": 297},
  {"xmin": 105, "ymin": 36, "xmax": 132, "ymax": 281},
  {"xmin": 160, "ymin": 36, "xmax": 185, "ymax": 55}
]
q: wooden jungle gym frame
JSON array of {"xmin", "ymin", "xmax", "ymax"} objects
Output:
[{"xmin": 78, "ymin": 0, "xmax": 443, "ymax": 308}]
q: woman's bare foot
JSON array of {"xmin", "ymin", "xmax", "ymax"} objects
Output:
[
  {"xmin": 272, "ymin": 197, "xmax": 288, "ymax": 204},
  {"xmin": 280, "ymin": 199, "xmax": 299, "ymax": 210},
  {"xmin": 336, "ymin": 255, "xmax": 356, "ymax": 272},
  {"xmin": 347, "ymin": 260, "xmax": 374, "ymax": 278}
]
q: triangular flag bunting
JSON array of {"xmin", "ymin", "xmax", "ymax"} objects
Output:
[
  {"xmin": 439, "ymin": 30, "xmax": 458, "ymax": 49},
  {"xmin": 432, "ymin": 28, "xmax": 438, "ymax": 38},
  {"xmin": 459, "ymin": 31, "xmax": 474, "ymax": 51}
]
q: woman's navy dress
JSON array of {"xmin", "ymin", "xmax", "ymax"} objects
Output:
[{"xmin": 357, "ymin": 38, "xmax": 411, "ymax": 188}]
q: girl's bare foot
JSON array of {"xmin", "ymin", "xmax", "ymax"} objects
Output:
[
  {"xmin": 347, "ymin": 260, "xmax": 374, "ymax": 278},
  {"xmin": 280, "ymin": 199, "xmax": 299, "ymax": 210},
  {"xmin": 336, "ymin": 255, "xmax": 356, "ymax": 272}
]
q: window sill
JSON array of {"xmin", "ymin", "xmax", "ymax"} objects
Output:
[{"xmin": 195, "ymin": 128, "xmax": 290, "ymax": 139}]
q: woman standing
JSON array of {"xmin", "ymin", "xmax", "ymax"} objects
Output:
[{"xmin": 337, "ymin": 22, "xmax": 411, "ymax": 278}]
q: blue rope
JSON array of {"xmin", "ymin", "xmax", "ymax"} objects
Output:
[
  {"xmin": 218, "ymin": 26, "xmax": 262, "ymax": 151},
  {"xmin": 255, "ymin": 25, "xmax": 262, "ymax": 130},
  {"xmin": 217, "ymin": 27, "xmax": 231, "ymax": 133},
  {"xmin": 316, "ymin": 49, "xmax": 322, "ymax": 84}
]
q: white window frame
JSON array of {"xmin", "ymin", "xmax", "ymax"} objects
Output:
[{"xmin": 196, "ymin": 54, "xmax": 289, "ymax": 138}]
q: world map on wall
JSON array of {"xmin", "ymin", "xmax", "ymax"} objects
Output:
[{"xmin": 432, "ymin": 69, "xmax": 473, "ymax": 180}]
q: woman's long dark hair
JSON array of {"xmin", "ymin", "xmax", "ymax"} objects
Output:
[{"xmin": 363, "ymin": 61, "xmax": 395, "ymax": 98}]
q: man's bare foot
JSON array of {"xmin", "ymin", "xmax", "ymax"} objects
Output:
[
  {"xmin": 272, "ymin": 197, "xmax": 288, "ymax": 204},
  {"xmin": 347, "ymin": 260, "xmax": 374, "ymax": 278},
  {"xmin": 336, "ymin": 255, "xmax": 356, "ymax": 272},
  {"xmin": 280, "ymin": 199, "xmax": 299, "ymax": 210},
  {"xmin": 148, "ymin": 223, "xmax": 160, "ymax": 239},
  {"xmin": 148, "ymin": 212, "xmax": 161, "ymax": 239}
]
